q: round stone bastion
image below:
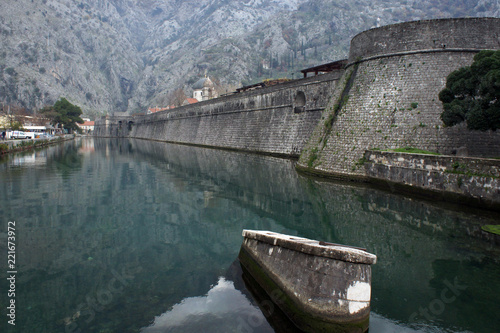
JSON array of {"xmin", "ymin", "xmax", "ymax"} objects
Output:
[{"xmin": 348, "ymin": 17, "xmax": 500, "ymax": 64}]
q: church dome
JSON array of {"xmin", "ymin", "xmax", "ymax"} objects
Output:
[{"xmin": 192, "ymin": 77, "xmax": 214, "ymax": 90}]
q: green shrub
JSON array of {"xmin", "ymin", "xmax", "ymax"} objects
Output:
[{"xmin": 439, "ymin": 50, "xmax": 500, "ymax": 131}]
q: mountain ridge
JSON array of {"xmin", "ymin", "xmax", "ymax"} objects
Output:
[{"xmin": 0, "ymin": 0, "xmax": 498, "ymax": 117}]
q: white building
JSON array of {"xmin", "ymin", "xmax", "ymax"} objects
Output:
[{"xmin": 78, "ymin": 121, "xmax": 95, "ymax": 133}]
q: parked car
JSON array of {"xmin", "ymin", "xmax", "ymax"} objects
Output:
[{"xmin": 11, "ymin": 131, "xmax": 29, "ymax": 139}]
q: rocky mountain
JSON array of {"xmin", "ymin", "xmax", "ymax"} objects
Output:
[{"xmin": 0, "ymin": 0, "xmax": 498, "ymax": 117}]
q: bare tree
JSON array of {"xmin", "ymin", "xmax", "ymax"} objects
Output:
[
  {"xmin": 168, "ymin": 88, "xmax": 187, "ymax": 107},
  {"xmin": 211, "ymin": 77, "xmax": 238, "ymax": 96}
]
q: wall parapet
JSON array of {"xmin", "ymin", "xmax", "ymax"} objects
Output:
[
  {"xmin": 346, "ymin": 48, "xmax": 486, "ymax": 68},
  {"xmin": 364, "ymin": 150, "xmax": 500, "ymax": 211},
  {"xmin": 134, "ymin": 71, "xmax": 341, "ymax": 123},
  {"xmin": 348, "ymin": 17, "xmax": 500, "ymax": 63}
]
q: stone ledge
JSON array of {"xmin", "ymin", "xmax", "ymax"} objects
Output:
[
  {"xmin": 364, "ymin": 150, "xmax": 500, "ymax": 211},
  {"xmin": 242, "ymin": 230, "xmax": 377, "ymax": 265}
]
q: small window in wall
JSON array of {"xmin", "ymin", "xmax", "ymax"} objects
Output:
[{"xmin": 294, "ymin": 91, "xmax": 306, "ymax": 113}]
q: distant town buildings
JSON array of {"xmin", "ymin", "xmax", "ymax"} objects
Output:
[
  {"xmin": 145, "ymin": 76, "xmax": 217, "ymax": 115},
  {"xmin": 147, "ymin": 106, "xmax": 171, "ymax": 114},
  {"xmin": 0, "ymin": 112, "xmax": 58, "ymax": 135},
  {"xmin": 147, "ymin": 97, "xmax": 199, "ymax": 114},
  {"xmin": 78, "ymin": 120, "xmax": 95, "ymax": 133}
]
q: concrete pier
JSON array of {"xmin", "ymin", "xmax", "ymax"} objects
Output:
[{"xmin": 239, "ymin": 230, "xmax": 377, "ymax": 333}]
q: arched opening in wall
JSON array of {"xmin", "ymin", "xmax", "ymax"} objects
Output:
[
  {"xmin": 118, "ymin": 121, "xmax": 123, "ymax": 129},
  {"xmin": 294, "ymin": 91, "xmax": 306, "ymax": 113},
  {"xmin": 128, "ymin": 121, "xmax": 134, "ymax": 131}
]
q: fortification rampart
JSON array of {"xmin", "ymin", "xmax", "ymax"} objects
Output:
[
  {"xmin": 348, "ymin": 17, "xmax": 500, "ymax": 63},
  {"xmin": 95, "ymin": 17, "xmax": 500, "ymax": 209},
  {"xmin": 95, "ymin": 71, "xmax": 341, "ymax": 157},
  {"xmin": 298, "ymin": 17, "xmax": 500, "ymax": 181}
]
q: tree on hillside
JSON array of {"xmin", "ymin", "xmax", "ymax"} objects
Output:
[
  {"xmin": 439, "ymin": 50, "xmax": 500, "ymax": 131},
  {"xmin": 41, "ymin": 98, "xmax": 84, "ymax": 133}
]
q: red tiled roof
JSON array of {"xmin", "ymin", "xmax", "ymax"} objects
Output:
[
  {"xmin": 79, "ymin": 121, "xmax": 95, "ymax": 126},
  {"xmin": 148, "ymin": 107, "xmax": 170, "ymax": 113},
  {"xmin": 186, "ymin": 98, "xmax": 198, "ymax": 104}
]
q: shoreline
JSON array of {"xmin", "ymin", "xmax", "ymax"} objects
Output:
[{"xmin": 0, "ymin": 134, "xmax": 76, "ymax": 155}]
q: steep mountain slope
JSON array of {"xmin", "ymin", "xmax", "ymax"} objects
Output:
[{"xmin": 0, "ymin": 0, "xmax": 498, "ymax": 116}]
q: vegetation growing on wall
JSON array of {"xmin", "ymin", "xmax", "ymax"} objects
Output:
[
  {"xmin": 319, "ymin": 65, "xmax": 358, "ymax": 147},
  {"xmin": 390, "ymin": 147, "xmax": 440, "ymax": 155},
  {"xmin": 481, "ymin": 225, "xmax": 500, "ymax": 235},
  {"xmin": 439, "ymin": 50, "xmax": 500, "ymax": 131}
]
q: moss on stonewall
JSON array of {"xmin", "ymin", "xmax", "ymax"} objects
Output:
[{"xmin": 481, "ymin": 225, "xmax": 500, "ymax": 235}]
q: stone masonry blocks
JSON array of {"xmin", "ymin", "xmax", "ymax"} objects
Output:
[
  {"xmin": 95, "ymin": 72, "xmax": 340, "ymax": 157},
  {"xmin": 298, "ymin": 17, "xmax": 500, "ymax": 178}
]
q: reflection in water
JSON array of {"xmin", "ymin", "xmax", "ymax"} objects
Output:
[
  {"xmin": 369, "ymin": 314, "xmax": 423, "ymax": 333},
  {"xmin": 141, "ymin": 276, "xmax": 272, "ymax": 333},
  {"xmin": 0, "ymin": 137, "xmax": 498, "ymax": 333},
  {"xmin": 10, "ymin": 151, "xmax": 47, "ymax": 167}
]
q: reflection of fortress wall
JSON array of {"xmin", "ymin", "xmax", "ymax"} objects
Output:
[
  {"xmin": 6, "ymin": 138, "xmax": 318, "ymax": 331},
  {"xmin": 302, "ymin": 179, "xmax": 498, "ymax": 326},
  {"xmin": 299, "ymin": 18, "xmax": 500, "ymax": 178},
  {"xmin": 129, "ymin": 139, "xmax": 318, "ymax": 224},
  {"xmin": 129, "ymin": 139, "xmax": 498, "ymax": 329},
  {"xmin": 95, "ymin": 72, "xmax": 341, "ymax": 157}
]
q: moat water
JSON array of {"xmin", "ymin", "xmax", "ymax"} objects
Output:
[{"xmin": 0, "ymin": 137, "xmax": 499, "ymax": 333}]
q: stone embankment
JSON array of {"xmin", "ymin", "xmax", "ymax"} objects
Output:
[
  {"xmin": 364, "ymin": 150, "xmax": 500, "ymax": 210},
  {"xmin": 0, "ymin": 135, "xmax": 75, "ymax": 154}
]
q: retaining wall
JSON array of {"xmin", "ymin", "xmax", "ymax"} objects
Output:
[{"xmin": 364, "ymin": 150, "xmax": 500, "ymax": 210}]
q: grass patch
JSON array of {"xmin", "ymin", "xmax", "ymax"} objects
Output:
[
  {"xmin": 390, "ymin": 147, "xmax": 441, "ymax": 155},
  {"xmin": 481, "ymin": 225, "xmax": 500, "ymax": 235},
  {"xmin": 15, "ymin": 140, "xmax": 34, "ymax": 148}
]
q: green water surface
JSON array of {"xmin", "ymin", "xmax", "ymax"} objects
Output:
[{"xmin": 0, "ymin": 138, "xmax": 498, "ymax": 333}]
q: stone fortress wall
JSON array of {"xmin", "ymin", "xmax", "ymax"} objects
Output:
[
  {"xmin": 298, "ymin": 17, "xmax": 500, "ymax": 179},
  {"xmin": 95, "ymin": 71, "xmax": 341, "ymax": 157},
  {"xmin": 95, "ymin": 17, "xmax": 500, "ymax": 208}
]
